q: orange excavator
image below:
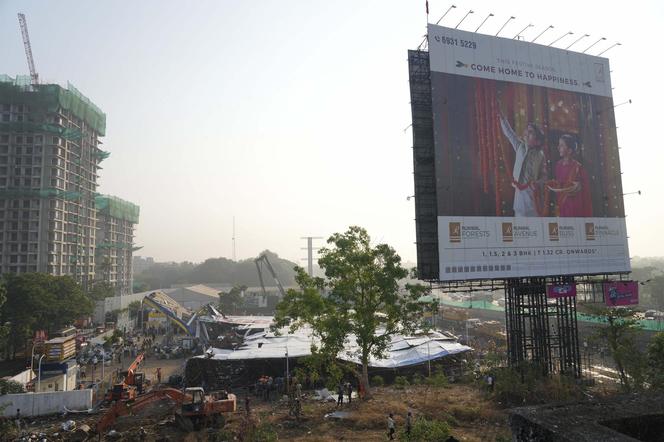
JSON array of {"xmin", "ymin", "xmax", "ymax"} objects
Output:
[
  {"xmin": 106, "ymin": 353, "xmax": 146, "ymax": 402},
  {"xmin": 97, "ymin": 387, "xmax": 236, "ymax": 434}
]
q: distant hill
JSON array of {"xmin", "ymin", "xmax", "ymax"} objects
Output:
[{"xmin": 134, "ymin": 250, "xmax": 299, "ymax": 291}]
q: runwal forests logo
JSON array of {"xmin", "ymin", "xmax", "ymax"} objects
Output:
[
  {"xmin": 585, "ymin": 223, "xmax": 596, "ymax": 241},
  {"xmin": 548, "ymin": 223, "xmax": 559, "ymax": 241},
  {"xmin": 449, "ymin": 222, "xmax": 461, "ymax": 243},
  {"xmin": 502, "ymin": 223, "xmax": 513, "ymax": 242}
]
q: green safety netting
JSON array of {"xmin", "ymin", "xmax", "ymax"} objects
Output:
[
  {"xmin": 0, "ymin": 75, "xmax": 106, "ymax": 136},
  {"xmin": 0, "ymin": 121, "xmax": 82, "ymax": 141},
  {"xmin": 92, "ymin": 150, "xmax": 111, "ymax": 160},
  {"xmin": 0, "ymin": 187, "xmax": 82, "ymax": 200},
  {"xmin": 94, "ymin": 194, "xmax": 139, "ymax": 223},
  {"xmin": 96, "ymin": 242, "xmax": 135, "ymax": 250}
]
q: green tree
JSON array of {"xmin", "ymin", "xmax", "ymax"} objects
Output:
[
  {"xmin": 275, "ymin": 226, "xmax": 428, "ymax": 399},
  {"xmin": 591, "ymin": 306, "xmax": 645, "ymax": 390},
  {"xmin": 219, "ymin": 285, "xmax": 246, "ymax": 314},
  {"xmin": 647, "ymin": 332, "xmax": 664, "ymax": 389},
  {"xmin": 0, "ymin": 273, "xmax": 93, "ymax": 359},
  {"xmin": 88, "ymin": 281, "xmax": 116, "ymax": 301},
  {"xmin": 127, "ymin": 300, "xmax": 142, "ymax": 319}
]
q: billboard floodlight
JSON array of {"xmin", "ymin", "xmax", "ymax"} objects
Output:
[
  {"xmin": 549, "ymin": 31, "xmax": 573, "ymax": 46},
  {"xmin": 495, "ymin": 16, "xmax": 515, "ymax": 36},
  {"xmin": 435, "ymin": 5, "xmax": 457, "ymax": 25},
  {"xmin": 455, "ymin": 10, "xmax": 474, "ymax": 29},
  {"xmin": 475, "ymin": 13, "xmax": 494, "ymax": 32},
  {"xmin": 513, "ymin": 23, "xmax": 533, "ymax": 39},
  {"xmin": 597, "ymin": 42, "xmax": 622, "ymax": 56},
  {"xmin": 566, "ymin": 33, "xmax": 590, "ymax": 50},
  {"xmin": 582, "ymin": 37, "xmax": 606, "ymax": 53},
  {"xmin": 532, "ymin": 25, "xmax": 554, "ymax": 43}
]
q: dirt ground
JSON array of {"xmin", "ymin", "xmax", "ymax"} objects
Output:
[
  {"xmin": 15, "ymin": 380, "xmax": 511, "ymax": 441},
  {"xmin": 239, "ymin": 384, "xmax": 511, "ymax": 442}
]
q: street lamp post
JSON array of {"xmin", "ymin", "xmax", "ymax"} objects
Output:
[
  {"xmin": 30, "ymin": 342, "xmax": 37, "ymax": 382},
  {"xmin": 37, "ymin": 354, "xmax": 46, "ymax": 392}
]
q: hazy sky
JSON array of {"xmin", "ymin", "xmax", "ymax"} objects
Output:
[{"xmin": 1, "ymin": 0, "xmax": 662, "ymax": 265}]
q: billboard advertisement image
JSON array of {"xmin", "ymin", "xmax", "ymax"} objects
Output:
[
  {"xmin": 547, "ymin": 283, "xmax": 577, "ymax": 299},
  {"xmin": 604, "ymin": 281, "xmax": 639, "ymax": 306},
  {"xmin": 427, "ymin": 24, "xmax": 630, "ymax": 281}
]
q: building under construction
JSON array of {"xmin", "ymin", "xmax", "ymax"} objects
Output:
[
  {"xmin": 0, "ymin": 75, "xmax": 139, "ymax": 294},
  {"xmin": 95, "ymin": 194, "xmax": 141, "ymax": 296}
]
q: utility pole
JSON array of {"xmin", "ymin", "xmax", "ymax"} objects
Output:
[
  {"xmin": 232, "ymin": 216, "xmax": 236, "ymax": 261},
  {"xmin": 300, "ymin": 236, "xmax": 323, "ymax": 276}
]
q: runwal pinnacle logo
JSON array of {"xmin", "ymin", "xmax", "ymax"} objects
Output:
[
  {"xmin": 549, "ymin": 223, "xmax": 559, "ymax": 241},
  {"xmin": 585, "ymin": 223, "xmax": 595, "ymax": 241},
  {"xmin": 502, "ymin": 223, "xmax": 513, "ymax": 242}
]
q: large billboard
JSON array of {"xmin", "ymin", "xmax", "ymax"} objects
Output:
[{"xmin": 427, "ymin": 24, "xmax": 630, "ymax": 281}]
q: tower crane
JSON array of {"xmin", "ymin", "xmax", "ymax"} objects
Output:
[
  {"xmin": 17, "ymin": 13, "xmax": 39, "ymax": 85},
  {"xmin": 255, "ymin": 253, "xmax": 287, "ymax": 298}
]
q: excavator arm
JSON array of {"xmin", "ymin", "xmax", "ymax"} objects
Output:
[
  {"xmin": 97, "ymin": 387, "xmax": 189, "ymax": 434},
  {"xmin": 125, "ymin": 353, "xmax": 144, "ymax": 385}
]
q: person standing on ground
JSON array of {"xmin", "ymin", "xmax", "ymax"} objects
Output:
[
  {"xmin": 15, "ymin": 409, "xmax": 21, "ymax": 434},
  {"xmin": 156, "ymin": 367, "xmax": 162, "ymax": 384},
  {"xmin": 245, "ymin": 395, "xmax": 251, "ymax": 416},
  {"xmin": 337, "ymin": 382, "xmax": 344, "ymax": 408},
  {"xmin": 346, "ymin": 381, "xmax": 352, "ymax": 404},
  {"xmin": 487, "ymin": 374, "xmax": 495, "ymax": 392},
  {"xmin": 406, "ymin": 411, "xmax": 412, "ymax": 437},
  {"xmin": 387, "ymin": 413, "xmax": 396, "ymax": 440}
]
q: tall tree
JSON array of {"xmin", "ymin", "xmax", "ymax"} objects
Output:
[
  {"xmin": 275, "ymin": 226, "xmax": 428, "ymax": 399},
  {"xmin": 219, "ymin": 285, "xmax": 246, "ymax": 315},
  {"xmin": 591, "ymin": 306, "xmax": 645, "ymax": 390},
  {"xmin": 647, "ymin": 332, "xmax": 664, "ymax": 389},
  {"xmin": 0, "ymin": 274, "xmax": 93, "ymax": 359}
]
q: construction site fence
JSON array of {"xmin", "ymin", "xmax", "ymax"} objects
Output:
[
  {"xmin": 0, "ymin": 75, "xmax": 106, "ymax": 136},
  {"xmin": 440, "ymin": 299, "xmax": 664, "ymax": 332}
]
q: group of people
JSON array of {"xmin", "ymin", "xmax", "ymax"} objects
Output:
[
  {"xmin": 255, "ymin": 375, "xmax": 285, "ymax": 401},
  {"xmin": 498, "ymin": 111, "xmax": 593, "ymax": 218},
  {"xmin": 386, "ymin": 411, "xmax": 412, "ymax": 440},
  {"xmin": 336, "ymin": 381, "xmax": 353, "ymax": 407}
]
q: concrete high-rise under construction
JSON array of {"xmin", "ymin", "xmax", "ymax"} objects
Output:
[{"xmin": 0, "ymin": 75, "xmax": 139, "ymax": 295}]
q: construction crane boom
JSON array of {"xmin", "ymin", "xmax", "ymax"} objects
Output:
[
  {"xmin": 17, "ymin": 13, "xmax": 38, "ymax": 85},
  {"xmin": 254, "ymin": 254, "xmax": 287, "ymax": 298}
]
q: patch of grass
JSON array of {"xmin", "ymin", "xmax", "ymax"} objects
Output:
[
  {"xmin": 400, "ymin": 417, "xmax": 450, "ymax": 442},
  {"xmin": 450, "ymin": 404, "xmax": 481, "ymax": 422},
  {"xmin": 371, "ymin": 375, "xmax": 384, "ymax": 387},
  {"xmin": 394, "ymin": 376, "xmax": 410, "ymax": 389}
]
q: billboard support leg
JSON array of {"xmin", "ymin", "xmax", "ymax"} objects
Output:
[{"xmin": 504, "ymin": 277, "xmax": 581, "ymax": 378}]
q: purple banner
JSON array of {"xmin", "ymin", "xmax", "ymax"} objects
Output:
[
  {"xmin": 604, "ymin": 281, "xmax": 639, "ymax": 306},
  {"xmin": 547, "ymin": 283, "xmax": 577, "ymax": 298}
]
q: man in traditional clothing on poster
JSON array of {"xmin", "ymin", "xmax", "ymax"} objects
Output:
[{"xmin": 499, "ymin": 111, "xmax": 547, "ymax": 217}]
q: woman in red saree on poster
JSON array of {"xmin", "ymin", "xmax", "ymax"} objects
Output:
[{"xmin": 547, "ymin": 134, "xmax": 593, "ymax": 217}]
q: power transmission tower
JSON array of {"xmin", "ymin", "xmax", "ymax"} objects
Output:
[{"xmin": 301, "ymin": 237, "xmax": 323, "ymax": 277}]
